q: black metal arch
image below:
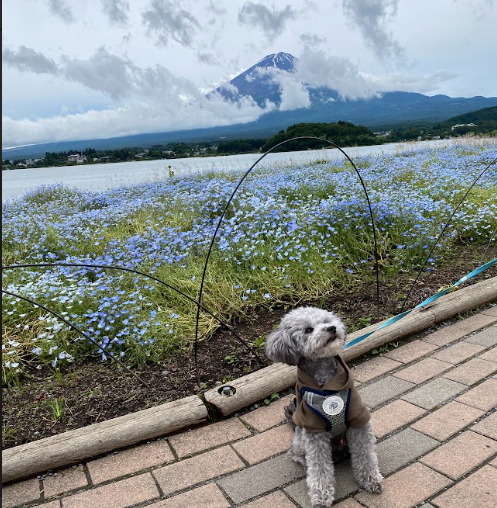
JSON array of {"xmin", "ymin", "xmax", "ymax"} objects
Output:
[{"xmin": 194, "ymin": 136, "xmax": 381, "ymax": 384}]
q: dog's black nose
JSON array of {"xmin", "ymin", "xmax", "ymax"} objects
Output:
[{"xmin": 327, "ymin": 326, "xmax": 336, "ymax": 333}]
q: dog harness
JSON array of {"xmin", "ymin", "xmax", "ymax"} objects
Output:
[
  {"xmin": 300, "ymin": 387, "xmax": 350, "ymax": 437},
  {"xmin": 292, "ymin": 355, "xmax": 370, "ymax": 435}
]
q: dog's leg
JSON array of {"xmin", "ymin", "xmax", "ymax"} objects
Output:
[
  {"xmin": 302, "ymin": 430, "xmax": 336, "ymax": 508},
  {"xmin": 346, "ymin": 421, "xmax": 383, "ymax": 494},
  {"xmin": 290, "ymin": 427, "xmax": 306, "ymax": 466}
]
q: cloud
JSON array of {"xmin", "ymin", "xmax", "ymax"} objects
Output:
[
  {"xmin": 3, "ymin": 45, "xmax": 203, "ymax": 102},
  {"xmin": 61, "ymin": 49, "xmax": 133, "ymax": 100},
  {"xmin": 101, "ymin": 0, "xmax": 130, "ymax": 25},
  {"xmin": 238, "ymin": 2, "xmax": 296, "ymax": 40},
  {"xmin": 1, "ymin": 46, "xmax": 276, "ymax": 147},
  {"xmin": 142, "ymin": 0, "xmax": 200, "ymax": 47},
  {"xmin": 197, "ymin": 50, "xmax": 218, "ymax": 65},
  {"xmin": 207, "ymin": 0, "xmax": 227, "ymax": 16},
  {"xmin": 47, "ymin": 0, "xmax": 75, "ymax": 23},
  {"xmin": 365, "ymin": 69, "xmax": 460, "ymax": 94},
  {"xmin": 1, "ymin": 93, "xmax": 273, "ymax": 147},
  {"xmin": 250, "ymin": 66, "xmax": 311, "ymax": 110},
  {"xmin": 295, "ymin": 47, "xmax": 378, "ymax": 99},
  {"xmin": 2, "ymin": 46, "xmax": 60, "ymax": 75},
  {"xmin": 278, "ymin": 75, "xmax": 311, "ymax": 111},
  {"xmin": 342, "ymin": 0, "xmax": 405, "ymax": 62},
  {"xmin": 300, "ymin": 33, "xmax": 327, "ymax": 47}
]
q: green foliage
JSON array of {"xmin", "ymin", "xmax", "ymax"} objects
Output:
[
  {"xmin": 371, "ymin": 342, "xmax": 399, "ymax": 356},
  {"xmin": 2, "ymin": 423, "xmax": 16, "ymax": 444},
  {"xmin": 261, "ymin": 121, "xmax": 379, "ymax": 152},
  {"xmin": 217, "ymin": 138, "xmax": 265, "ymax": 154},
  {"xmin": 386, "ymin": 106, "xmax": 497, "ymax": 141},
  {"xmin": 46, "ymin": 397, "xmax": 65, "ymax": 421},
  {"xmin": 264, "ymin": 392, "xmax": 280, "ymax": 405}
]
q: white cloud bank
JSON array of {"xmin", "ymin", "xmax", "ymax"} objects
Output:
[{"xmin": 2, "ymin": 45, "xmax": 275, "ymax": 147}]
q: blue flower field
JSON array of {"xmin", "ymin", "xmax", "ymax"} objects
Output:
[{"xmin": 2, "ymin": 142, "xmax": 496, "ymax": 383}]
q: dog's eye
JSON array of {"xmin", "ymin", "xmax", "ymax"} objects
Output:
[{"xmin": 304, "ymin": 327, "xmax": 314, "ymax": 334}]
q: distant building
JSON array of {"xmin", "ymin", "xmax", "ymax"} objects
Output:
[
  {"xmin": 67, "ymin": 154, "xmax": 87, "ymax": 163},
  {"xmin": 451, "ymin": 123, "xmax": 476, "ymax": 131}
]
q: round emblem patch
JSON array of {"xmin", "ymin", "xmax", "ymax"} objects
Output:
[{"xmin": 322, "ymin": 395, "xmax": 344, "ymax": 416}]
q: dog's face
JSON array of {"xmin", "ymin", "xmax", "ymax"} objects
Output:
[{"xmin": 265, "ymin": 306, "xmax": 346, "ymax": 365}]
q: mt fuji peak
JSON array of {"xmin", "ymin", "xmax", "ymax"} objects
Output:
[
  {"xmin": 214, "ymin": 52, "xmax": 299, "ymax": 106},
  {"xmin": 254, "ymin": 52, "xmax": 297, "ymax": 72}
]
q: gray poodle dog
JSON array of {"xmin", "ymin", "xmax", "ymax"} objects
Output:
[{"xmin": 266, "ymin": 306, "xmax": 383, "ymax": 508}]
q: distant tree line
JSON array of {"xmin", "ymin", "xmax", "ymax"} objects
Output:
[
  {"xmin": 2, "ymin": 140, "xmax": 265, "ymax": 170},
  {"xmin": 261, "ymin": 121, "xmax": 381, "ymax": 152},
  {"xmin": 386, "ymin": 106, "xmax": 497, "ymax": 141}
]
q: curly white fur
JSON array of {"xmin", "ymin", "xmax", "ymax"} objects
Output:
[{"xmin": 266, "ymin": 306, "xmax": 383, "ymax": 507}]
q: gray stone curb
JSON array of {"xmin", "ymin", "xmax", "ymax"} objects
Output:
[{"xmin": 2, "ymin": 276, "xmax": 496, "ymax": 484}]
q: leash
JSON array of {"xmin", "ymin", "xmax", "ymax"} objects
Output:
[{"xmin": 343, "ymin": 257, "xmax": 497, "ymax": 349}]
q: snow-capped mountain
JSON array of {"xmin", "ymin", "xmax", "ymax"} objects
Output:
[
  {"xmin": 215, "ymin": 52, "xmax": 299, "ymax": 106},
  {"xmin": 215, "ymin": 52, "xmax": 497, "ymax": 127}
]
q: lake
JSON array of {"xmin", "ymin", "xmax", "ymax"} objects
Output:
[{"xmin": 2, "ymin": 138, "xmax": 490, "ymax": 202}]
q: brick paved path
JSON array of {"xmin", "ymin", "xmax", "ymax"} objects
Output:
[{"xmin": 3, "ymin": 306, "xmax": 497, "ymax": 508}]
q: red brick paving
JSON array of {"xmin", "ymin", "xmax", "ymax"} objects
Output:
[
  {"xmin": 168, "ymin": 417, "xmax": 251, "ymax": 458},
  {"xmin": 355, "ymin": 462, "xmax": 451, "ymax": 508},
  {"xmin": 87, "ymin": 439, "xmax": 174, "ymax": 484},
  {"xmin": 432, "ymin": 465, "xmax": 497, "ymax": 508},
  {"xmin": 62, "ymin": 473, "xmax": 159, "ymax": 508},
  {"xmin": 146, "ymin": 484, "xmax": 230, "ymax": 508},
  {"xmin": 351, "ymin": 356, "xmax": 402, "ymax": 383},
  {"xmin": 1, "ymin": 478, "xmax": 40, "ymax": 508},
  {"xmin": 232, "ymin": 424, "xmax": 294, "ymax": 465},
  {"xmin": 370, "ymin": 399, "xmax": 426, "ymax": 439},
  {"xmin": 43, "ymin": 465, "xmax": 88, "ymax": 497},
  {"xmin": 410, "ymin": 400, "xmax": 484, "ymax": 440},
  {"xmin": 420, "ymin": 430, "xmax": 497, "ymax": 480},
  {"xmin": 152, "ymin": 446, "xmax": 244, "ymax": 496},
  {"xmin": 456, "ymin": 377, "xmax": 497, "ymax": 410}
]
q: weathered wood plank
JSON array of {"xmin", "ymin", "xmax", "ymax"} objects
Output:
[
  {"xmin": 205, "ymin": 276, "xmax": 497, "ymax": 416},
  {"xmin": 2, "ymin": 395, "xmax": 207, "ymax": 484}
]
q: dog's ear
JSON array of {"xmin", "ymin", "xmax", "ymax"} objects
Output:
[{"xmin": 265, "ymin": 326, "xmax": 299, "ymax": 366}]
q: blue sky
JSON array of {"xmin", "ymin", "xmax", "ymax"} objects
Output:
[{"xmin": 2, "ymin": 0, "xmax": 497, "ymax": 147}]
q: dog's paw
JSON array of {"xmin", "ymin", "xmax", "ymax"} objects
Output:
[
  {"xmin": 361, "ymin": 475, "xmax": 384, "ymax": 494},
  {"xmin": 364, "ymin": 481, "xmax": 383, "ymax": 494},
  {"xmin": 311, "ymin": 501, "xmax": 333, "ymax": 508},
  {"xmin": 310, "ymin": 490, "xmax": 334, "ymax": 507}
]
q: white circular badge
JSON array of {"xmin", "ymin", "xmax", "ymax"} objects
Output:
[{"xmin": 322, "ymin": 395, "xmax": 344, "ymax": 416}]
